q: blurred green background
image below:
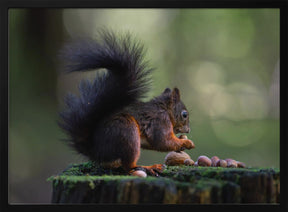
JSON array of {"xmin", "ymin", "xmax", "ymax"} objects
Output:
[{"xmin": 9, "ymin": 9, "xmax": 279, "ymax": 203}]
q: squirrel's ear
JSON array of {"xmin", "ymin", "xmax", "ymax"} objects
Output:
[
  {"xmin": 163, "ymin": 88, "xmax": 172, "ymax": 94},
  {"xmin": 172, "ymin": 87, "xmax": 180, "ymax": 102},
  {"xmin": 162, "ymin": 88, "xmax": 173, "ymax": 105}
]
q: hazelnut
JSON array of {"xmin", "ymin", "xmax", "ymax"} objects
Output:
[
  {"xmin": 184, "ymin": 158, "xmax": 195, "ymax": 166},
  {"xmin": 178, "ymin": 135, "xmax": 188, "ymax": 139},
  {"xmin": 225, "ymin": 159, "xmax": 237, "ymax": 168},
  {"xmin": 164, "ymin": 151, "xmax": 191, "ymax": 166},
  {"xmin": 216, "ymin": 159, "xmax": 227, "ymax": 167},
  {"xmin": 131, "ymin": 170, "xmax": 147, "ymax": 178},
  {"xmin": 237, "ymin": 161, "xmax": 246, "ymax": 168},
  {"xmin": 210, "ymin": 156, "xmax": 220, "ymax": 167},
  {"xmin": 197, "ymin": 155, "xmax": 212, "ymax": 167}
]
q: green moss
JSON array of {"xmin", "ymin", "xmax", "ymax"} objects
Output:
[
  {"xmin": 159, "ymin": 165, "xmax": 280, "ymax": 187},
  {"xmin": 48, "ymin": 162, "xmax": 280, "ymax": 193},
  {"xmin": 60, "ymin": 161, "xmax": 127, "ymax": 177},
  {"xmin": 50, "ymin": 163, "xmax": 280, "ymax": 183},
  {"xmin": 88, "ymin": 180, "xmax": 95, "ymax": 189},
  {"xmin": 55, "ymin": 175, "xmax": 138, "ymax": 182}
]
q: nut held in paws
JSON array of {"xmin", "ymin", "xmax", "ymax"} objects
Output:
[{"xmin": 178, "ymin": 135, "xmax": 188, "ymax": 139}]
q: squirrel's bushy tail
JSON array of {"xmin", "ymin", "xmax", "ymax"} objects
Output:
[{"xmin": 58, "ymin": 30, "xmax": 153, "ymax": 155}]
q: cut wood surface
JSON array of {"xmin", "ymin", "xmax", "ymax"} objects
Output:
[{"xmin": 49, "ymin": 161, "xmax": 280, "ymax": 204}]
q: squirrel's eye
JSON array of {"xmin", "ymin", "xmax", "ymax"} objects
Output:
[{"xmin": 181, "ymin": 110, "xmax": 188, "ymax": 119}]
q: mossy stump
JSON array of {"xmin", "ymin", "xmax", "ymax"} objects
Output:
[{"xmin": 48, "ymin": 161, "xmax": 280, "ymax": 204}]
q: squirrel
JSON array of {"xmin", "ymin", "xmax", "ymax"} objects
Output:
[{"xmin": 58, "ymin": 30, "xmax": 195, "ymax": 176}]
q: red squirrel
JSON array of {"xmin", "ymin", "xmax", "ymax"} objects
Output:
[{"xmin": 58, "ymin": 30, "xmax": 195, "ymax": 176}]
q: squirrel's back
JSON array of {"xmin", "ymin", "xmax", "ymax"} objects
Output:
[{"xmin": 58, "ymin": 30, "xmax": 153, "ymax": 158}]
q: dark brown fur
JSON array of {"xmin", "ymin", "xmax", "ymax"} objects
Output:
[{"xmin": 87, "ymin": 87, "xmax": 194, "ymax": 173}]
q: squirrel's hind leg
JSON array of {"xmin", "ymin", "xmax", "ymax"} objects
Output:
[
  {"xmin": 114, "ymin": 115, "xmax": 165, "ymax": 176},
  {"xmin": 111, "ymin": 114, "xmax": 141, "ymax": 172}
]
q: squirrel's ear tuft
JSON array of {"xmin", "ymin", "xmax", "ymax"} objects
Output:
[
  {"xmin": 163, "ymin": 88, "xmax": 172, "ymax": 94},
  {"xmin": 172, "ymin": 87, "xmax": 180, "ymax": 102}
]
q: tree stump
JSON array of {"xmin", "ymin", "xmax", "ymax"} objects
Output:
[{"xmin": 48, "ymin": 161, "xmax": 280, "ymax": 204}]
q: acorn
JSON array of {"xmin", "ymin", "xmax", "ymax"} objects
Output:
[
  {"xmin": 164, "ymin": 151, "xmax": 191, "ymax": 166},
  {"xmin": 211, "ymin": 156, "xmax": 220, "ymax": 167},
  {"xmin": 197, "ymin": 155, "xmax": 212, "ymax": 167}
]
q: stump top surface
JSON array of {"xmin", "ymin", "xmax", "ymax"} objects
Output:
[
  {"xmin": 48, "ymin": 161, "xmax": 280, "ymax": 204},
  {"xmin": 48, "ymin": 161, "xmax": 279, "ymax": 184}
]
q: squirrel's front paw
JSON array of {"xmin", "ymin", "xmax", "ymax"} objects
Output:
[{"xmin": 181, "ymin": 139, "xmax": 195, "ymax": 150}]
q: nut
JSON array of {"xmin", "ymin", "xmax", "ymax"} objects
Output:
[
  {"xmin": 178, "ymin": 135, "xmax": 188, "ymax": 139},
  {"xmin": 184, "ymin": 158, "xmax": 195, "ymax": 166},
  {"xmin": 237, "ymin": 161, "xmax": 246, "ymax": 168},
  {"xmin": 197, "ymin": 155, "xmax": 212, "ymax": 167},
  {"xmin": 131, "ymin": 170, "xmax": 147, "ymax": 178},
  {"xmin": 210, "ymin": 156, "xmax": 220, "ymax": 167},
  {"xmin": 225, "ymin": 159, "xmax": 237, "ymax": 168},
  {"xmin": 164, "ymin": 151, "xmax": 191, "ymax": 166},
  {"xmin": 216, "ymin": 159, "xmax": 227, "ymax": 167}
]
